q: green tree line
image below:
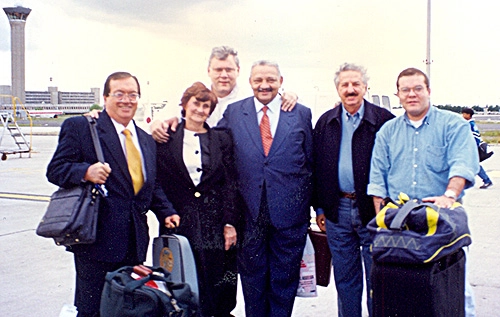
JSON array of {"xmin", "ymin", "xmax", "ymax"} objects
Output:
[{"xmin": 435, "ymin": 105, "xmax": 500, "ymax": 113}]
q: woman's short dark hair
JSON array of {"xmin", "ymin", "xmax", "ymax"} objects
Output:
[{"xmin": 179, "ymin": 82, "xmax": 218, "ymax": 117}]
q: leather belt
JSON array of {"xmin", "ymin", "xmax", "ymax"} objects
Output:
[{"xmin": 340, "ymin": 192, "xmax": 356, "ymax": 200}]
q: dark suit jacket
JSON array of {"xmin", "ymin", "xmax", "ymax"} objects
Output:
[
  {"xmin": 46, "ymin": 111, "xmax": 176, "ymax": 262},
  {"xmin": 217, "ymin": 97, "xmax": 313, "ymax": 229},
  {"xmin": 312, "ymin": 99, "xmax": 394, "ymax": 226},
  {"xmin": 156, "ymin": 121, "xmax": 238, "ymax": 240}
]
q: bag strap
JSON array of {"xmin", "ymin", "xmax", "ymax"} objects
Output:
[
  {"xmin": 122, "ymin": 269, "xmax": 184, "ymax": 314},
  {"xmin": 86, "ymin": 116, "xmax": 105, "ymax": 163},
  {"xmin": 389, "ymin": 200, "xmax": 421, "ymax": 230},
  {"xmin": 390, "ymin": 200, "xmax": 460, "ymax": 230}
]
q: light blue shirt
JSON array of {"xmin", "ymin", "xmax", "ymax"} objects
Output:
[
  {"xmin": 317, "ymin": 103, "xmax": 364, "ymax": 216},
  {"xmin": 368, "ymin": 105, "xmax": 479, "ymax": 201},
  {"xmin": 338, "ymin": 103, "xmax": 364, "ymax": 192},
  {"xmin": 254, "ymin": 95, "xmax": 281, "ymax": 137}
]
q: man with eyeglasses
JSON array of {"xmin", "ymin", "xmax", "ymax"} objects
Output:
[
  {"xmin": 312, "ymin": 63, "xmax": 394, "ymax": 317},
  {"xmin": 47, "ymin": 72, "xmax": 180, "ymax": 317},
  {"xmin": 151, "ymin": 46, "xmax": 298, "ymax": 142},
  {"xmin": 368, "ymin": 67, "xmax": 479, "ymax": 316}
]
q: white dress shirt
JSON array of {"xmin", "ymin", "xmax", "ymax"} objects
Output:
[
  {"xmin": 110, "ymin": 118, "xmax": 147, "ymax": 181},
  {"xmin": 254, "ymin": 95, "xmax": 281, "ymax": 137}
]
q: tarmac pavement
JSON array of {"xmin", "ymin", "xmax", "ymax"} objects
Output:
[{"xmin": 1, "ymin": 129, "xmax": 499, "ymax": 316}]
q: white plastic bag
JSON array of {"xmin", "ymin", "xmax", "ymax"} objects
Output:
[
  {"xmin": 59, "ymin": 304, "xmax": 77, "ymax": 317},
  {"xmin": 296, "ymin": 234, "xmax": 317, "ymax": 297}
]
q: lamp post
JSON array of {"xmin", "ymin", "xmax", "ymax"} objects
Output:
[{"xmin": 424, "ymin": 0, "xmax": 432, "ymax": 80}]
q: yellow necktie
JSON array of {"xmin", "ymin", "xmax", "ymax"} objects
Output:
[{"xmin": 122, "ymin": 129, "xmax": 144, "ymax": 195}]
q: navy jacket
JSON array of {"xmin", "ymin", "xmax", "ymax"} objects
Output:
[
  {"xmin": 312, "ymin": 100, "xmax": 394, "ymax": 226},
  {"xmin": 218, "ymin": 97, "xmax": 313, "ymax": 229},
  {"xmin": 156, "ymin": 121, "xmax": 239, "ymax": 243},
  {"xmin": 46, "ymin": 111, "xmax": 176, "ymax": 262}
]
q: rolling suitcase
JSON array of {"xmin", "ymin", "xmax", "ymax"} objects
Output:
[
  {"xmin": 152, "ymin": 234, "xmax": 199, "ymax": 306},
  {"xmin": 371, "ymin": 249, "xmax": 466, "ymax": 317}
]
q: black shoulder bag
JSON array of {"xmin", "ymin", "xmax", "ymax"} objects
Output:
[
  {"xmin": 478, "ymin": 141, "xmax": 494, "ymax": 162},
  {"xmin": 36, "ymin": 117, "xmax": 105, "ymax": 246}
]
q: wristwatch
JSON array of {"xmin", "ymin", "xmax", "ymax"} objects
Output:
[{"xmin": 444, "ymin": 189, "xmax": 457, "ymax": 200}]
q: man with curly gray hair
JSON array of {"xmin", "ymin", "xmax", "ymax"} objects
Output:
[{"xmin": 313, "ymin": 63, "xmax": 394, "ymax": 316}]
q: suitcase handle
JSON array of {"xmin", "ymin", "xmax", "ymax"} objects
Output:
[{"xmin": 160, "ymin": 227, "xmax": 178, "ymax": 235}]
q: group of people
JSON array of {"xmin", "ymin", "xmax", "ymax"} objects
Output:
[{"xmin": 47, "ymin": 45, "xmax": 484, "ymax": 317}]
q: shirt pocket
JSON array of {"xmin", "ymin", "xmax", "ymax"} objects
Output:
[{"xmin": 425, "ymin": 145, "xmax": 448, "ymax": 173}]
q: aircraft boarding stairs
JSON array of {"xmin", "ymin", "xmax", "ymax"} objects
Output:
[{"xmin": 0, "ymin": 112, "xmax": 32, "ymax": 160}]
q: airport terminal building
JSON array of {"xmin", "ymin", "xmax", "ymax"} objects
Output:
[
  {"xmin": 0, "ymin": 85, "xmax": 100, "ymax": 114},
  {"xmin": 1, "ymin": 85, "xmax": 99, "ymax": 105}
]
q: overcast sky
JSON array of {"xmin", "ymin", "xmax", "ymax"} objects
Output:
[{"xmin": 1, "ymin": 0, "xmax": 500, "ymax": 119}]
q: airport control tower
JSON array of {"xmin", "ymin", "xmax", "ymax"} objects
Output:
[{"xmin": 3, "ymin": 6, "xmax": 31, "ymax": 104}]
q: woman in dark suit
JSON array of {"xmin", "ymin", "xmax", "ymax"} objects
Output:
[{"xmin": 156, "ymin": 82, "xmax": 239, "ymax": 317}]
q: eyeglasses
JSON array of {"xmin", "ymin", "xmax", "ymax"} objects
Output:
[
  {"xmin": 109, "ymin": 92, "xmax": 140, "ymax": 102},
  {"xmin": 398, "ymin": 86, "xmax": 426, "ymax": 95}
]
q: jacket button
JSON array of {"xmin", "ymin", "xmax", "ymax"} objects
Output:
[{"xmin": 194, "ymin": 192, "xmax": 201, "ymax": 198}]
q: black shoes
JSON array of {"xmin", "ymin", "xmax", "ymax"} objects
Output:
[{"xmin": 480, "ymin": 182, "xmax": 493, "ymax": 189}]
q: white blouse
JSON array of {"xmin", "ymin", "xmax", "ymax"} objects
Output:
[{"xmin": 183, "ymin": 129, "xmax": 204, "ymax": 186}]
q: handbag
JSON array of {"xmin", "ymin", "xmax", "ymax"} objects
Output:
[
  {"xmin": 36, "ymin": 117, "xmax": 105, "ymax": 246},
  {"xmin": 308, "ymin": 228, "xmax": 332, "ymax": 287},
  {"xmin": 478, "ymin": 141, "xmax": 494, "ymax": 162},
  {"xmin": 367, "ymin": 196, "xmax": 472, "ymax": 264},
  {"xmin": 100, "ymin": 265, "xmax": 197, "ymax": 317}
]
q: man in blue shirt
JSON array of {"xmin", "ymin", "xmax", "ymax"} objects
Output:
[
  {"xmin": 313, "ymin": 63, "xmax": 394, "ymax": 316},
  {"xmin": 368, "ymin": 67, "xmax": 479, "ymax": 316},
  {"xmin": 462, "ymin": 107, "xmax": 493, "ymax": 189}
]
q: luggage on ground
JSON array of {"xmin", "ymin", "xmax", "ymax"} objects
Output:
[
  {"xmin": 371, "ymin": 249, "xmax": 465, "ymax": 317},
  {"xmin": 100, "ymin": 265, "xmax": 197, "ymax": 317},
  {"xmin": 152, "ymin": 234, "xmax": 199, "ymax": 306}
]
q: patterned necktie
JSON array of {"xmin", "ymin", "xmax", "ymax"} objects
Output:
[
  {"xmin": 122, "ymin": 129, "xmax": 144, "ymax": 195},
  {"xmin": 260, "ymin": 106, "xmax": 273, "ymax": 156}
]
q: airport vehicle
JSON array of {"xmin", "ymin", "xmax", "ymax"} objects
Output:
[
  {"xmin": 27, "ymin": 110, "xmax": 63, "ymax": 118},
  {"xmin": 369, "ymin": 93, "xmax": 405, "ymax": 116}
]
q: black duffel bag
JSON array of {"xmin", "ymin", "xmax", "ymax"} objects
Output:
[
  {"xmin": 367, "ymin": 196, "xmax": 472, "ymax": 264},
  {"xmin": 100, "ymin": 265, "xmax": 197, "ymax": 317}
]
